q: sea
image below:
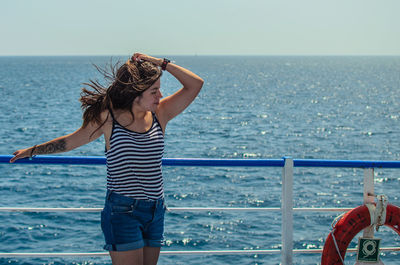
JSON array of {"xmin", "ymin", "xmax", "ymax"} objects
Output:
[{"xmin": 0, "ymin": 55, "xmax": 399, "ymax": 265}]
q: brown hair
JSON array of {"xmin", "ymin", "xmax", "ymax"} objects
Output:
[{"xmin": 80, "ymin": 59, "xmax": 162, "ymax": 134}]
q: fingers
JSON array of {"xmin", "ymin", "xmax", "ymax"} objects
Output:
[
  {"xmin": 9, "ymin": 152, "xmax": 21, "ymax": 163},
  {"xmin": 9, "ymin": 149, "xmax": 29, "ymax": 163},
  {"xmin": 132, "ymin": 53, "xmax": 157, "ymax": 63},
  {"xmin": 131, "ymin": 53, "xmax": 162, "ymax": 67},
  {"xmin": 132, "ymin": 53, "xmax": 145, "ymax": 62},
  {"xmin": 9, "ymin": 155, "xmax": 19, "ymax": 163}
]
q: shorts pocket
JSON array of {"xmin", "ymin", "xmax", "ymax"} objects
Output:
[{"xmin": 111, "ymin": 204, "xmax": 134, "ymax": 214}]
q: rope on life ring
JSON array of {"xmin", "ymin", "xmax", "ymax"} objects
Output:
[{"xmin": 321, "ymin": 200, "xmax": 400, "ymax": 265}]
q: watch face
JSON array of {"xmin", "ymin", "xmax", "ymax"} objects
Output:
[{"xmin": 162, "ymin": 59, "xmax": 170, "ymax": 70}]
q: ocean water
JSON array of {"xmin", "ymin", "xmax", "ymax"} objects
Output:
[{"xmin": 0, "ymin": 55, "xmax": 400, "ymax": 264}]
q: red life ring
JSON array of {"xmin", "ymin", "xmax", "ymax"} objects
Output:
[{"xmin": 321, "ymin": 204, "xmax": 400, "ymax": 264}]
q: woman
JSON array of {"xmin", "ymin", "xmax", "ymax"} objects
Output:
[{"xmin": 10, "ymin": 53, "xmax": 204, "ymax": 265}]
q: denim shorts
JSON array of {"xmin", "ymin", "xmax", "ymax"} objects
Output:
[{"xmin": 101, "ymin": 190, "xmax": 166, "ymax": 251}]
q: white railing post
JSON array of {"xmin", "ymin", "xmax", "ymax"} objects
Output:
[
  {"xmin": 282, "ymin": 157, "xmax": 294, "ymax": 265},
  {"xmin": 363, "ymin": 168, "xmax": 375, "ymax": 238},
  {"xmin": 363, "ymin": 168, "xmax": 375, "ymax": 204}
]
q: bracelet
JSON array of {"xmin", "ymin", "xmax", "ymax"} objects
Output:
[
  {"xmin": 30, "ymin": 145, "xmax": 37, "ymax": 157},
  {"xmin": 161, "ymin": 58, "xmax": 170, "ymax": 71}
]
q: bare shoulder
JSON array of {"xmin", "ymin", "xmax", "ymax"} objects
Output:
[
  {"xmin": 99, "ymin": 109, "xmax": 113, "ymax": 139},
  {"xmin": 100, "ymin": 109, "xmax": 112, "ymax": 124},
  {"xmin": 81, "ymin": 109, "xmax": 112, "ymax": 138},
  {"xmin": 98, "ymin": 109, "xmax": 113, "ymax": 133}
]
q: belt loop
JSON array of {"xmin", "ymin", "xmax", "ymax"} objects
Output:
[
  {"xmin": 158, "ymin": 198, "xmax": 162, "ymax": 208},
  {"xmin": 106, "ymin": 190, "xmax": 113, "ymax": 201},
  {"xmin": 133, "ymin": 198, "xmax": 139, "ymax": 210}
]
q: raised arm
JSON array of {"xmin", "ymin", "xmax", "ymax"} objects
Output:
[
  {"xmin": 9, "ymin": 120, "xmax": 104, "ymax": 163},
  {"xmin": 158, "ymin": 62, "xmax": 204, "ymax": 122},
  {"xmin": 132, "ymin": 53, "xmax": 204, "ymax": 127}
]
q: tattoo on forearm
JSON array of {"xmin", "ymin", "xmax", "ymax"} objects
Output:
[{"xmin": 36, "ymin": 139, "xmax": 67, "ymax": 155}]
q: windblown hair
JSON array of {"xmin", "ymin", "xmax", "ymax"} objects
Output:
[{"xmin": 80, "ymin": 58, "xmax": 162, "ymax": 133}]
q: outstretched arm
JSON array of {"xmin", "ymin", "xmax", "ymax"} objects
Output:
[{"xmin": 10, "ymin": 120, "xmax": 104, "ymax": 163}]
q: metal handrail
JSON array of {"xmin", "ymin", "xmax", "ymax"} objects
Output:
[
  {"xmin": 0, "ymin": 207, "xmax": 354, "ymax": 212},
  {"xmin": 2, "ymin": 155, "xmax": 400, "ymax": 168},
  {"xmin": 2, "ymin": 247, "xmax": 400, "ymax": 258}
]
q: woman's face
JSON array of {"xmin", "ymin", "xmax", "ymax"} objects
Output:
[{"xmin": 134, "ymin": 79, "xmax": 163, "ymax": 112}]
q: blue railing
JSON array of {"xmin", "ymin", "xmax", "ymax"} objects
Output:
[{"xmin": 1, "ymin": 155, "xmax": 400, "ymax": 168}]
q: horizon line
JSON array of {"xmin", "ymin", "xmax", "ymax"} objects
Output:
[{"xmin": 1, "ymin": 54, "xmax": 400, "ymax": 57}]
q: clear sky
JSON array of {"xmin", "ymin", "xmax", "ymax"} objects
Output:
[{"xmin": 1, "ymin": 0, "xmax": 399, "ymax": 56}]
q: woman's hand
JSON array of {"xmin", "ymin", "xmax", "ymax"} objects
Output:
[
  {"xmin": 132, "ymin": 53, "xmax": 163, "ymax": 67},
  {"xmin": 10, "ymin": 147, "xmax": 33, "ymax": 163}
]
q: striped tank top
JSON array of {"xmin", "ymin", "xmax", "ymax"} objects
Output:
[{"xmin": 106, "ymin": 110, "xmax": 164, "ymax": 200}]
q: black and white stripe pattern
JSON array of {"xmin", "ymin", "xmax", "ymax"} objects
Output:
[{"xmin": 106, "ymin": 114, "xmax": 164, "ymax": 200}]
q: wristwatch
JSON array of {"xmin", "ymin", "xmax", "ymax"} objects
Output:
[{"xmin": 161, "ymin": 58, "xmax": 170, "ymax": 71}]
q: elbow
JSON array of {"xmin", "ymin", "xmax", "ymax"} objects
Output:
[
  {"xmin": 185, "ymin": 76, "xmax": 204, "ymax": 93},
  {"xmin": 199, "ymin": 77, "xmax": 204, "ymax": 86},
  {"xmin": 196, "ymin": 78, "xmax": 204, "ymax": 91}
]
